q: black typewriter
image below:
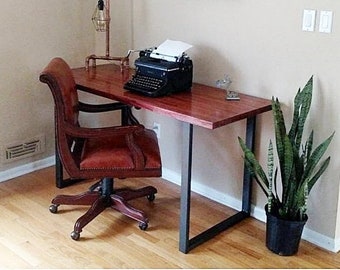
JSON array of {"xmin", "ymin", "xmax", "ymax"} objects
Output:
[{"xmin": 124, "ymin": 49, "xmax": 193, "ymax": 97}]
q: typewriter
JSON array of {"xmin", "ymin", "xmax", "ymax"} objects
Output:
[{"xmin": 124, "ymin": 48, "xmax": 193, "ymax": 97}]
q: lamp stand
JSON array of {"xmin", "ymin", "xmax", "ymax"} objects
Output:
[{"xmin": 85, "ymin": 0, "xmax": 129, "ymax": 71}]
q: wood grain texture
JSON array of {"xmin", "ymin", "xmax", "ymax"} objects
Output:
[
  {"xmin": 72, "ymin": 64, "xmax": 272, "ymax": 129},
  {"xmin": 0, "ymin": 167, "xmax": 339, "ymax": 268}
]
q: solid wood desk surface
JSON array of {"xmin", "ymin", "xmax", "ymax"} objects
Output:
[{"xmin": 72, "ymin": 64, "xmax": 272, "ymax": 129}]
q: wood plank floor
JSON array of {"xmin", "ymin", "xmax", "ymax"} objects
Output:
[{"xmin": 0, "ymin": 166, "xmax": 339, "ymax": 268}]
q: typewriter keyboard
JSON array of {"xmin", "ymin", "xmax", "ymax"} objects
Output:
[{"xmin": 124, "ymin": 74, "xmax": 166, "ymax": 92}]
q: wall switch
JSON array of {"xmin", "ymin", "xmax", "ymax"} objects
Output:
[
  {"xmin": 319, "ymin": 11, "xmax": 333, "ymax": 33},
  {"xmin": 302, "ymin": 9, "xmax": 316, "ymax": 31}
]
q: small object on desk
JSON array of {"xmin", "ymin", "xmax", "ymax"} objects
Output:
[
  {"xmin": 226, "ymin": 90, "xmax": 240, "ymax": 100},
  {"xmin": 216, "ymin": 74, "xmax": 240, "ymax": 101},
  {"xmin": 216, "ymin": 74, "xmax": 232, "ymax": 89}
]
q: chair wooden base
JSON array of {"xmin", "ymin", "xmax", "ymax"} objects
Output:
[{"xmin": 49, "ymin": 178, "xmax": 157, "ymax": 240}]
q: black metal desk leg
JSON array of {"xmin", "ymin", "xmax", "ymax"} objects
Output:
[
  {"xmin": 178, "ymin": 117, "xmax": 257, "ymax": 253},
  {"xmin": 55, "ymin": 143, "xmax": 64, "ymax": 189},
  {"xmin": 241, "ymin": 116, "xmax": 256, "ymax": 214},
  {"xmin": 179, "ymin": 122, "xmax": 193, "ymax": 253}
]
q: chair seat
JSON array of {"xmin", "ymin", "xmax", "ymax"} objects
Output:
[{"xmin": 80, "ymin": 129, "xmax": 161, "ymax": 171}]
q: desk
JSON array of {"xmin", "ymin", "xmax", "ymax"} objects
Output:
[{"xmin": 71, "ymin": 64, "xmax": 272, "ymax": 253}]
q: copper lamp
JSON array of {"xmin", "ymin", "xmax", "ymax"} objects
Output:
[{"xmin": 85, "ymin": 0, "xmax": 129, "ymax": 70}]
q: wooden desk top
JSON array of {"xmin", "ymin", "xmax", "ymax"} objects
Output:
[{"xmin": 72, "ymin": 64, "xmax": 272, "ymax": 129}]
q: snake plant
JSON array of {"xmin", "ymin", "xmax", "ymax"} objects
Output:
[{"xmin": 238, "ymin": 76, "xmax": 334, "ymax": 221}]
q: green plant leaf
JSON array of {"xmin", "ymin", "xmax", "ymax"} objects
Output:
[
  {"xmin": 289, "ymin": 76, "xmax": 313, "ymax": 150},
  {"xmin": 238, "ymin": 137, "xmax": 269, "ymax": 196},
  {"xmin": 280, "ymin": 134, "xmax": 294, "ymax": 204},
  {"xmin": 267, "ymin": 140, "xmax": 274, "ymax": 210},
  {"xmin": 308, "ymin": 157, "xmax": 331, "ymax": 193},
  {"xmin": 272, "ymin": 97, "xmax": 286, "ymax": 164},
  {"xmin": 305, "ymin": 131, "xmax": 314, "ymax": 161},
  {"xmin": 288, "ymin": 88, "xmax": 301, "ymax": 143},
  {"xmin": 302, "ymin": 132, "xmax": 334, "ymax": 189}
]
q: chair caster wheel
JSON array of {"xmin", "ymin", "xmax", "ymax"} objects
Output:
[
  {"xmin": 147, "ymin": 194, "xmax": 155, "ymax": 202},
  {"xmin": 71, "ymin": 231, "xmax": 80, "ymax": 240},
  {"xmin": 139, "ymin": 222, "xmax": 148, "ymax": 231},
  {"xmin": 49, "ymin": 204, "xmax": 59, "ymax": 213}
]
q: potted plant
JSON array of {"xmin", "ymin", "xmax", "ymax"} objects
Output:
[{"xmin": 238, "ymin": 76, "xmax": 334, "ymax": 256}]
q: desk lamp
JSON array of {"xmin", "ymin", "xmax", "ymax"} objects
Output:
[{"xmin": 85, "ymin": 0, "xmax": 129, "ymax": 70}]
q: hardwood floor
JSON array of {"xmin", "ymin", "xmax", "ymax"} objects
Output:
[{"xmin": 0, "ymin": 166, "xmax": 339, "ymax": 268}]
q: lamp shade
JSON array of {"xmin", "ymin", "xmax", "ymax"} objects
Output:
[{"xmin": 92, "ymin": 0, "xmax": 110, "ymax": 32}]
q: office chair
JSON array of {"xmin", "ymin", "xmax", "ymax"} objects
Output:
[{"xmin": 39, "ymin": 57, "xmax": 162, "ymax": 240}]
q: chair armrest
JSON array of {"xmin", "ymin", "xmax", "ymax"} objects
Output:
[
  {"xmin": 62, "ymin": 122, "xmax": 144, "ymax": 139},
  {"xmin": 78, "ymin": 101, "xmax": 127, "ymax": 113},
  {"xmin": 78, "ymin": 101, "xmax": 140, "ymax": 125}
]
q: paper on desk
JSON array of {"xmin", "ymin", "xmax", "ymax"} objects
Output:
[{"xmin": 150, "ymin": 39, "xmax": 193, "ymax": 62}]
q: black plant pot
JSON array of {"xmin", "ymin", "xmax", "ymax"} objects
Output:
[{"xmin": 265, "ymin": 206, "xmax": 307, "ymax": 256}]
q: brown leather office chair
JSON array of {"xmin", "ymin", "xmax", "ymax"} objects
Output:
[{"xmin": 39, "ymin": 57, "xmax": 162, "ymax": 240}]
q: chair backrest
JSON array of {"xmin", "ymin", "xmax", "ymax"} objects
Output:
[
  {"xmin": 40, "ymin": 58, "xmax": 83, "ymax": 176},
  {"xmin": 40, "ymin": 57, "xmax": 80, "ymax": 125}
]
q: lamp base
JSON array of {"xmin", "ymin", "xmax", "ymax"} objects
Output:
[{"xmin": 85, "ymin": 54, "xmax": 129, "ymax": 71}]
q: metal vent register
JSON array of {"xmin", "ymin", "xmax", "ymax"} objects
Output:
[{"xmin": 3, "ymin": 134, "xmax": 45, "ymax": 163}]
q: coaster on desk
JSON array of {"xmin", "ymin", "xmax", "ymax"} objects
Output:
[{"xmin": 226, "ymin": 90, "xmax": 240, "ymax": 101}]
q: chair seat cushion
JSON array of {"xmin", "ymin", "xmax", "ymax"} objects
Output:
[{"xmin": 80, "ymin": 129, "xmax": 161, "ymax": 171}]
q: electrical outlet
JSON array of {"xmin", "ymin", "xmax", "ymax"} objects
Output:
[{"xmin": 152, "ymin": 122, "xmax": 161, "ymax": 139}]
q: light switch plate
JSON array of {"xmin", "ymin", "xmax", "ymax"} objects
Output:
[
  {"xmin": 302, "ymin": 9, "xmax": 316, "ymax": 32},
  {"xmin": 319, "ymin": 11, "xmax": 333, "ymax": 33}
]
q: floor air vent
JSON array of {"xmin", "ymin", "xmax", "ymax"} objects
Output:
[{"xmin": 3, "ymin": 134, "xmax": 45, "ymax": 163}]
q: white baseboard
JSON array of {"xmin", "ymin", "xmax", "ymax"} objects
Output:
[
  {"xmin": 162, "ymin": 167, "xmax": 242, "ymax": 211},
  {"xmin": 162, "ymin": 167, "xmax": 340, "ymax": 253},
  {"xmin": 302, "ymin": 227, "xmax": 340, "ymax": 253},
  {"xmin": 335, "ymin": 238, "xmax": 340, "ymax": 253},
  {"xmin": 0, "ymin": 156, "xmax": 55, "ymax": 183},
  {"xmin": 0, "ymin": 160, "xmax": 338, "ymax": 253}
]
